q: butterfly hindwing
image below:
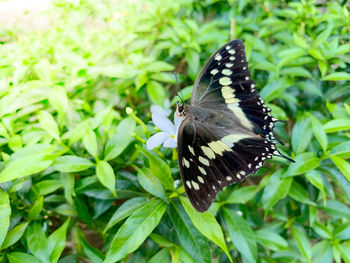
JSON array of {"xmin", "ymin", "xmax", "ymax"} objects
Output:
[{"xmin": 177, "ymin": 118, "xmax": 278, "ymax": 212}]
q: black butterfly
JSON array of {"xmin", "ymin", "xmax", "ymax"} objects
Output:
[{"xmin": 176, "ymin": 39, "xmax": 293, "ymax": 212}]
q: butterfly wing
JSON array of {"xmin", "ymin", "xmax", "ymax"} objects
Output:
[
  {"xmin": 192, "ymin": 39, "xmax": 291, "ymax": 155},
  {"xmin": 177, "ymin": 118, "xmax": 278, "ymax": 212}
]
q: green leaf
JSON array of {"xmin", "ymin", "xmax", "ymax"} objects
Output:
[
  {"xmin": 48, "ymin": 86, "xmax": 68, "ymax": 120},
  {"xmin": 28, "ymin": 196, "xmax": 44, "ymax": 220},
  {"xmin": 48, "ymin": 218, "xmax": 70, "ymax": 263},
  {"xmin": 0, "ymin": 190, "xmax": 10, "ymax": 248},
  {"xmin": 224, "ymin": 186, "xmax": 258, "ymax": 204},
  {"xmin": 104, "ymin": 117, "xmax": 136, "ymax": 161},
  {"xmin": 34, "ymin": 59, "xmax": 52, "ymax": 84},
  {"xmin": 137, "ymin": 168, "xmax": 165, "ymax": 199},
  {"xmin": 329, "ymin": 156, "xmax": 350, "ymax": 181},
  {"xmin": 147, "ymin": 80, "xmax": 166, "ymax": 105},
  {"xmin": 38, "ymin": 111, "xmax": 60, "ymax": 140},
  {"xmin": 8, "ymin": 135, "xmax": 22, "ymax": 151},
  {"xmin": 280, "ymin": 67, "xmax": 312, "ymax": 78},
  {"xmin": 255, "ymin": 229, "xmax": 288, "ymax": 251},
  {"xmin": 292, "ymin": 117, "xmax": 312, "ymax": 154},
  {"xmin": 53, "ymin": 155, "xmax": 93, "ymax": 173},
  {"xmin": 329, "ymin": 141, "xmax": 350, "ymax": 156},
  {"xmin": 308, "ymin": 114, "xmax": 328, "ymax": 152},
  {"xmin": 27, "ymin": 222, "xmax": 50, "ymax": 263},
  {"xmin": 312, "ymin": 222, "xmax": 332, "ymax": 239},
  {"xmin": 145, "ymin": 61, "xmax": 174, "ymax": 72},
  {"xmin": 284, "ymin": 152, "xmax": 320, "ymax": 177},
  {"xmin": 180, "ymin": 196, "xmax": 232, "ymax": 262},
  {"xmin": 149, "ymin": 248, "xmax": 170, "ymax": 263},
  {"xmin": 1, "ymin": 222, "xmax": 29, "ymax": 249},
  {"xmin": 104, "ymin": 199, "xmax": 167, "ymax": 263},
  {"xmin": 76, "ymin": 229, "xmax": 104, "ymax": 263},
  {"xmin": 186, "ymin": 49, "xmax": 200, "ymax": 79},
  {"xmin": 309, "ymin": 48, "xmax": 325, "ymax": 60},
  {"xmin": 293, "ymin": 33, "xmax": 308, "ymax": 48},
  {"xmin": 90, "ymin": 64, "xmax": 138, "ymax": 79},
  {"xmin": 138, "ymin": 146, "xmax": 174, "ymax": 190},
  {"xmin": 288, "ymin": 181, "xmax": 315, "ymax": 205},
  {"xmin": 322, "ymin": 72, "xmax": 350, "ymax": 81},
  {"xmin": 74, "ymin": 196, "xmax": 92, "ymax": 225},
  {"xmin": 169, "ymin": 200, "xmax": 211, "ymax": 263},
  {"xmin": 323, "ymin": 119, "xmax": 350, "ymax": 133},
  {"xmin": 260, "ymin": 80, "xmax": 287, "ymax": 102},
  {"xmin": 83, "ymin": 128, "xmax": 98, "ymax": 158},
  {"xmin": 305, "ymin": 171, "xmax": 326, "ymax": 205},
  {"xmin": 36, "ymin": 179, "xmax": 63, "ymax": 196},
  {"xmin": 319, "ymin": 200, "xmax": 350, "ymax": 218},
  {"xmin": 7, "ymin": 252, "xmax": 41, "ymax": 263},
  {"xmin": 0, "ymin": 144, "xmax": 54, "ymax": 183},
  {"xmin": 150, "ymin": 233, "xmax": 176, "ymax": 248},
  {"xmin": 334, "ymin": 243, "xmax": 350, "ymax": 263},
  {"xmin": 223, "ymin": 208, "xmax": 257, "ymax": 262},
  {"xmin": 96, "ymin": 160, "xmax": 116, "ymax": 196},
  {"xmin": 292, "ymin": 225, "xmax": 312, "ymax": 262},
  {"xmin": 334, "ymin": 222, "xmax": 350, "ymax": 240},
  {"xmin": 261, "ymin": 171, "xmax": 293, "ymax": 211},
  {"xmin": 103, "ymin": 197, "xmax": 148, "ymax": 234},
  {"xmin": 312, "ymin": 241, "xmax": 333, "ymax": 263}
]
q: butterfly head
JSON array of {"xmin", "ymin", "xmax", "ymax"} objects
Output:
[{"xmin": 176, "ymin": 101, "xmax": 186, "ymax": 118}]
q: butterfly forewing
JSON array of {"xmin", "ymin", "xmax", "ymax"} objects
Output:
[{"xmin": 177, "ymin": 39, "xmax": 293, "ymax": 212}]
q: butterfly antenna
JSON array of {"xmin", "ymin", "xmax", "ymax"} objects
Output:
[{"xmin": 175, "ymin": 73, "xmax": 184, "ymax": 105}]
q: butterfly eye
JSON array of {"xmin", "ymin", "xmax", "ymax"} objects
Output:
[
  {"xmin": 178, "ymin": 104, "xmax": 184, "ymax": 113},
  {"xmin": 177, "ymin": 101, "xmax": 184, "ymax": 114}
]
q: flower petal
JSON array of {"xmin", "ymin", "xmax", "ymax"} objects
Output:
[
  {"xmin": 174, "ymin": 112, "xmax": 184, "ymax": 131},
  {"xmin": 152, "ymin": 112, "xmax": 175, "ymax": 133},
  {"xmin": 150, "ymin": 105, "xmax": 171, "ymax": 117},
  {"xmin": 146, "ymin": 132, "xmax": 168, "ymax": 150},
  {"xmin": 163, "ymin": 136, "xmax": 177, "ymax": 148}
]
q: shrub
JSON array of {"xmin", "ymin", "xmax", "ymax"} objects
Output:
[{"xmin": 0, "ymin": 0, "xmax": 350, "ymax": 262}]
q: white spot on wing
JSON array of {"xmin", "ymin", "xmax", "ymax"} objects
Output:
[
  {"xmin": 198, "ymin": 166, "xmax": 207, "ymax": 175},
  {"xmin": 227, "ymin": 104, "xmax": 254, "ymax": 130},
  {"xmin": 197, "ymin": 176, "xmax": 204, "ymax": 183},
  {"xmin": 226, "ymin": 176, "xmax": 232, "ymax": 181},
  {"xmin": 228, "ymin": 49, "xmax": 235, "ymax": 54},
  {"xmin": 201, "ymin": 146, "xmax": 216, "ymax": 159},
  {"xmin": 219, "ymin": 77, "xmax": 232, "ymax": 86},
  {"xmin": 199, "ymin": 156, "xmax": 209, "ymax": 166},
  {"xmin": 208, "ymin": 141, "xmax": 231, "ymax": 156},
  {"xmin": 182, "ymin": 158, "xmax": 190, "ymax": 168},
  {"xmin": 221, "ymin": 134, "xmax": 252, "ymax": 147},
  {"xmin": 210, "ymin": 69, "xmax": 219, "ymax": 75},
  {"xmin": 192, "ymin": 181, "xmax": 200, "ymax": 190},
  {"xmin": 188, "ymin": 145, "xmax": 195, "ymax": 155},
  {"xmin": 186, "ymin": 181, "xmax": 192, "ymax": 189},
  {"xmin": 215, "ymin": 54, "xmax": 222, "ymax": 61},
  {"xmin": 229, "ymin": 56, "xmax": 236, "ymax": 60},
  {"xmin": 226, "ymin": 63, "xmax": 233, "ymax": 68},
  {"xmin": 222, "ymin": 69, "xmax": 232, "ymax": 76}
]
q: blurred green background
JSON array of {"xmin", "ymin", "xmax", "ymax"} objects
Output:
[{"xmin": 0, "ymin": 0, "xmax": 350, "ymax": 262}]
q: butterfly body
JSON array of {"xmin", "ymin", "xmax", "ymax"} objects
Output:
[{"xmin": 176, "ymin": 39, "xmax": 293, "ymax": 212}]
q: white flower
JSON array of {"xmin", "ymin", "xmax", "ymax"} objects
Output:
[
  {"xmin": 146, "ymin": 111, "xmax": 183, "ymax": 150},
  {"xmin": 150, "ymin": 99, "xmax": 171, "ymax": 117}
]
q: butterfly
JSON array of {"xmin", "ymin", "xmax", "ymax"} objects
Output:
[{"xmin": 176, "ymin": 39, "xmax": 293, "ymax": 212}]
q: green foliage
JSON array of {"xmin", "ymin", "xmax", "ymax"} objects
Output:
[{"xmin": 0, "ymin": 0, "xmax": 350, "ymax": 262}]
